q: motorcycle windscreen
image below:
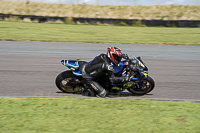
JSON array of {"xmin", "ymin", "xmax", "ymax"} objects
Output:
[{"xmin": 137, "ymin": 57, "xmax": 148, "ymax": 70}]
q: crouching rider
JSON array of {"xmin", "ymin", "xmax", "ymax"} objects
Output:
[{"xmin": 81, "ymin": 47, "xmax": 130, "ymax": 98}]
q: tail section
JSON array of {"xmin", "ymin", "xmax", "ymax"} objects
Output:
[{"xmin": 61, "ymin": 60, "xmax": 87, "ymax": 76}]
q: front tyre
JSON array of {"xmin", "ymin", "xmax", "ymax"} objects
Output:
[
  {"xmin": 55, "ymin": 71, "xmax": 83, "ymax": 93},
  {"xmin": 127, "ymin": 76, "xmax": 155, "ymax": 95}
]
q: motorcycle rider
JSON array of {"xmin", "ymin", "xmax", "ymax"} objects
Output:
[{"xmin": 82, "ymin": 47, "xmax": 130, "ymax": 98}]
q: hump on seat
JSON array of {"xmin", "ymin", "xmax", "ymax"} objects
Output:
[{"xmin": 61, "ymin": 60, "xmax": 87, "ymax": 69}]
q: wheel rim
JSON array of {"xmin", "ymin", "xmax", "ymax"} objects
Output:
[
  {"xmin": 129, "ymin": 80, "xmax": 152, "ymax": 94},
  {"xmin": 59, "ymin": 78, "xmax": 81, "ymax": 93}
]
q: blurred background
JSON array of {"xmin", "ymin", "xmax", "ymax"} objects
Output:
[
  {"xmin": 0, "ymin": 0, "xmax": 200, "ymax": 21},
  {"xmin": 2, "ymin": 0, "xmax": 200, "ymax": 5}
]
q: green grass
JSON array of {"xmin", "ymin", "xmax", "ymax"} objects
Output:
[
  {"xmin": 0, "ymin": 1, "xmax": 200, "ymax": 20},
  {"xmin": 0, "ymin": 97, "xmax": 200, "ymax": 133},
  {"xmin": 0, "ymin": 21, "xmax": 200, "ymax": 45}
]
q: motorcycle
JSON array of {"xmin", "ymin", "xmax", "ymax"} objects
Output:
[{"xmin": 55, "ymin": 55, "xmax": 155, "ymax": 96}]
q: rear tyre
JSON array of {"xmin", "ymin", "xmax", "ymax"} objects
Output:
[
  {"xmin": 55, "ymin": 71, "xmax": 83, "ymax": 93},
  {"xmin": 127, "ymin": 76, "xmax": 155, "ymax": 95}
]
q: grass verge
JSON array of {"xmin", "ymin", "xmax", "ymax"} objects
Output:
[
  {"xmin": 0, "ymin": 21, "xmax": 200, "ymax": 45},
  {"xmin": 0, "ymin": 97, "xmax": 200, "ymax": 133},
  {"xmin": 0, "ymin": 1, "xmax": 200, "ymax": 20}
]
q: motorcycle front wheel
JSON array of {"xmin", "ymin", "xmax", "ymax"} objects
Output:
[
  {"xmin": 55, "ymin": 71, "xmax": 83, "ymax": 93},
  {"xmin": 127, "ymin": 76, "xmax": 155, "ymax": 95}
]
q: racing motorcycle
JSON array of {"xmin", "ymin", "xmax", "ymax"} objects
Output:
[{"xmin": 55, "ymin": 55, "xmax": 155, "ymax": 96}]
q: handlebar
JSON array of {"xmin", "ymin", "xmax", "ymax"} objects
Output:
[{"xmin": 122, "ymin": 54, "xmax": 129, "ymax": 60}]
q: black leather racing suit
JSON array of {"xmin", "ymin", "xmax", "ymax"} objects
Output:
[{"xmin": 82, "ymin": 54, "xmax": 127, "ymax": 97}]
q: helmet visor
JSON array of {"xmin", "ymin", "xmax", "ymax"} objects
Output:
[{"xmin": 113, "ymin": 54, "xmax": 122, "ymax": 64}]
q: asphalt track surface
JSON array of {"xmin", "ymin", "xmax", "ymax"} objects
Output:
[{"xmin": 0, "ymin": 41, "xmax": 200, "ymax": 101}]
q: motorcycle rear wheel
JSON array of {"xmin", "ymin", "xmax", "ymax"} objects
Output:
[
  {"xmin": 55, "ymin": 71, "xmax": 83, "ymax": 93},
  {"xmin": 127, "ymin": 76, "xmax": 155, "ymax": 95}
]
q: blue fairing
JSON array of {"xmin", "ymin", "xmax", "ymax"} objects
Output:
[
  {"xmin": 138, "ymin": 69, "xmax": 148, "ymax": 79},
  {"xmin": 113, "ymin": 61, "xmax": 125, "ymax": 74},
  {"xmin": 113, "ymin": 59, "xmax": 148, "ymax": 80},
  {"xmin": 72, "ymin": 71, "xmax": 82, "ymax": 76},
  {"xmin": 61, "ymin": 60, "xmax": 87, "ymax": 76},
  {"xmin": 61, "ymin": 60, "xmax": 79, "ymax": 69}
]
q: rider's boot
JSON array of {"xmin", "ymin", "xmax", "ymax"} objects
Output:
[{"xmin": 90, "ymin": 81, "xmax": 107, "ymax": 98}]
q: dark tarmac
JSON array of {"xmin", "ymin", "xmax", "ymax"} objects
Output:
[{"xmin": 0, "ymin": 41, "xmax": 200, "ymax": 101}]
